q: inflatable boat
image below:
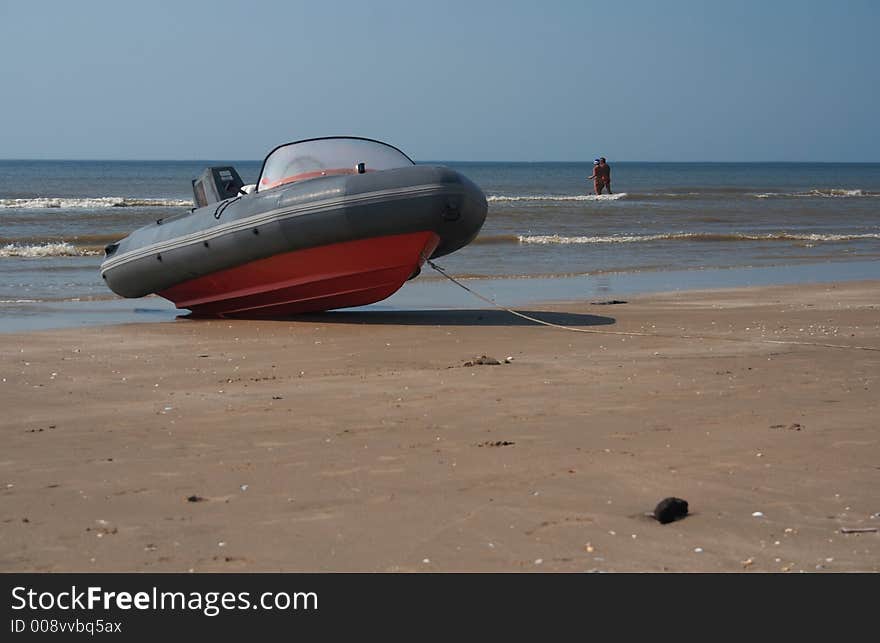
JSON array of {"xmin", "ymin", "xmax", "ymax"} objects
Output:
[{"xmin": 101, "ymin": 137, "xmax": 487, "ymax": 316}]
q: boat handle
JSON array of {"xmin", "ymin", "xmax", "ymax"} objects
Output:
[{"xmin": 214, "ymin": 195, "xmax": 242, "ymax": 220}]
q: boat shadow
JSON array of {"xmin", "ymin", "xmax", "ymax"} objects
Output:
[{"xmin": 247, "ymin": 308, "xmax": 616, "ymax": 327}]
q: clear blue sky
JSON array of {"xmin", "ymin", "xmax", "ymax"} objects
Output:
[{"xmin": 1, "ymin": 0, "xmax": 878, "ymax": 161}]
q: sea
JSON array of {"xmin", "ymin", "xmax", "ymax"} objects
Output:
[{"xmin": 1, "ymin": 160, "xmax": 879, "ymax": 332}]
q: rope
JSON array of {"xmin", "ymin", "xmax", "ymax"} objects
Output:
[{"xmin": 426, "ymin": 260, "xmax": 880, "ymax": 352}]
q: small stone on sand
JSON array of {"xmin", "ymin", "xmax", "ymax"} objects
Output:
[{"xmin": 653, "ymin": 497, "xmax": 689, "ymax": 524}]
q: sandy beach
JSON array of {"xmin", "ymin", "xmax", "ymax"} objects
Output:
[{"xmin": 1, "ymin": 280, "xmax": 878, "ymax": 572}]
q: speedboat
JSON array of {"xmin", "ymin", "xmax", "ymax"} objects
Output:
[{"xmin": 101, "ymin": 137, "xmax": 487, "ymax": 316}]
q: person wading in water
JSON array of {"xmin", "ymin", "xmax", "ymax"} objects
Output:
[
  {"xmin": 587, "ymin": 159, "xmax": 602, "ymax": 195},
  {"xmin": 587, "ymin": 157, "xmax": 612, "ymax": 195},
  {"xmin": 597, "ymin": 157, "xmax": 612, "ymax": 194}
]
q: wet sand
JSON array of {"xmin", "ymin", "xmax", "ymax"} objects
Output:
[{"xmin": 1, "ymin": 280, "xmax": 878, "ymax": 572}]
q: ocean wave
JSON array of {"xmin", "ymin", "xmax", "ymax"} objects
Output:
[
  {"xmin": 488, "ymin": 193, "xmax": 627, "ymax": 202},
  {"xmin": 0, "ymin": 242, "xmax": 101, "ymax": 258},
  {"xmin": 0, "ymin": 294, "xmax": 120, "ymax": 304},
  {"xmin": 754, "ymin": 189, "xmax": 872, "ymax": 199},
  {"xmin": 517, "ymin": 232, "xmax": 880, "ymax": 245},
  {"xmin": 0, "ymin": 197, "xmax": 192, "ymax": 209},
  {"xmin": 472, "ymin": 234, "xmax": 522, "ymax": 245},
  {"xmin": 485, "ymin": 189, "xmax": 877, "ymax": 204},
  {"xmin": 0, "ymin": 233, "xmax": 122, "ymax": 246}
]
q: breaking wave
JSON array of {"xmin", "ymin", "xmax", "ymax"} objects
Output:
[
  {"xmin": 517, "ymin": 232, "xmax": 880, "ymax": 245},
  {"xmin": 0, "ymin": 242, "xmax": 101, "ymax": 258},
  {"xmin": 0, "ymin": 233, "xmax": 121, "ymax": 246},
  {"xmin": 488, "ymin": 193, "xmax": 627, "ymax": 202},
  {"xmin": 472, "ymin": 234, "xmax": 522, "ymax": 245},
  {"xmin": 754, "ymin": 189, "xmax": 873, "ymax": 199},
  {"xmin": 0, "ymin": 197, "xmax": 192, "ymax": 209},
  {"xmin": 486, "ymin": 189, "xmax": 875, "ymax": 203}
]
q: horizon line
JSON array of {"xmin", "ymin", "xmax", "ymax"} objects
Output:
[{"xmin": 2, "ymin": 158, "xmax": 879, "ymax": 164}]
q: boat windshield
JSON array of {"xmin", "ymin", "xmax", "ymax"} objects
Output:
[{"xmin": 257, "ymin": 137, "xmax": 415, "ymax": 191}]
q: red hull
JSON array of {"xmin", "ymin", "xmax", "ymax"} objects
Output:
[{"xmin": 158, "ymin": 231, "xmax": 440, "ymax": 317}]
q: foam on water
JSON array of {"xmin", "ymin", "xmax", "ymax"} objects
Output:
[
  {"xmin": 0, "ymin": 242, "xmax": 100, "ymax": 257},
  {"xmin": 754, "ymin": 188, "xmax": 872, "ymax": 198},
  {"xmin": 488, "ymin": 193, "xmax": 627, "ymax": 202},
  {"xmin": 487, "ymin": 190, "xmax": 877, "ymax": 202},
  {"xmin": 0, "ymin": 197, "xmax": 192, "ymax": 209},
  {"xmin": 0, "ymin": 233, "xmax": 121, "ymax": 247},
  {"xmin": 518, "ymin": 232, "xmax": 880, "ymax": 245}
]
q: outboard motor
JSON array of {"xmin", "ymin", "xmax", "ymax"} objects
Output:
[{"xmin": 192, "ymin": 166, "xmax": 245, "ymax": 207}]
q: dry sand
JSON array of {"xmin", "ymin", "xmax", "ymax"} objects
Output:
[{"xmin": 1, "ymin": 280, "xmax": 878, "ymax": 572}]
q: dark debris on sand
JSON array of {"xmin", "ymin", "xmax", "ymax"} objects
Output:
[
  {"xmin": 770, "ymin": 423, "xmax": 803, "ymax": 431},
  {"xmin": 464, "ymin": 355, "xmax": 502, "ymax": 366},
  {"xmin": 653, "ymin": 497, "xmax": 689, "ymax": 524}
]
